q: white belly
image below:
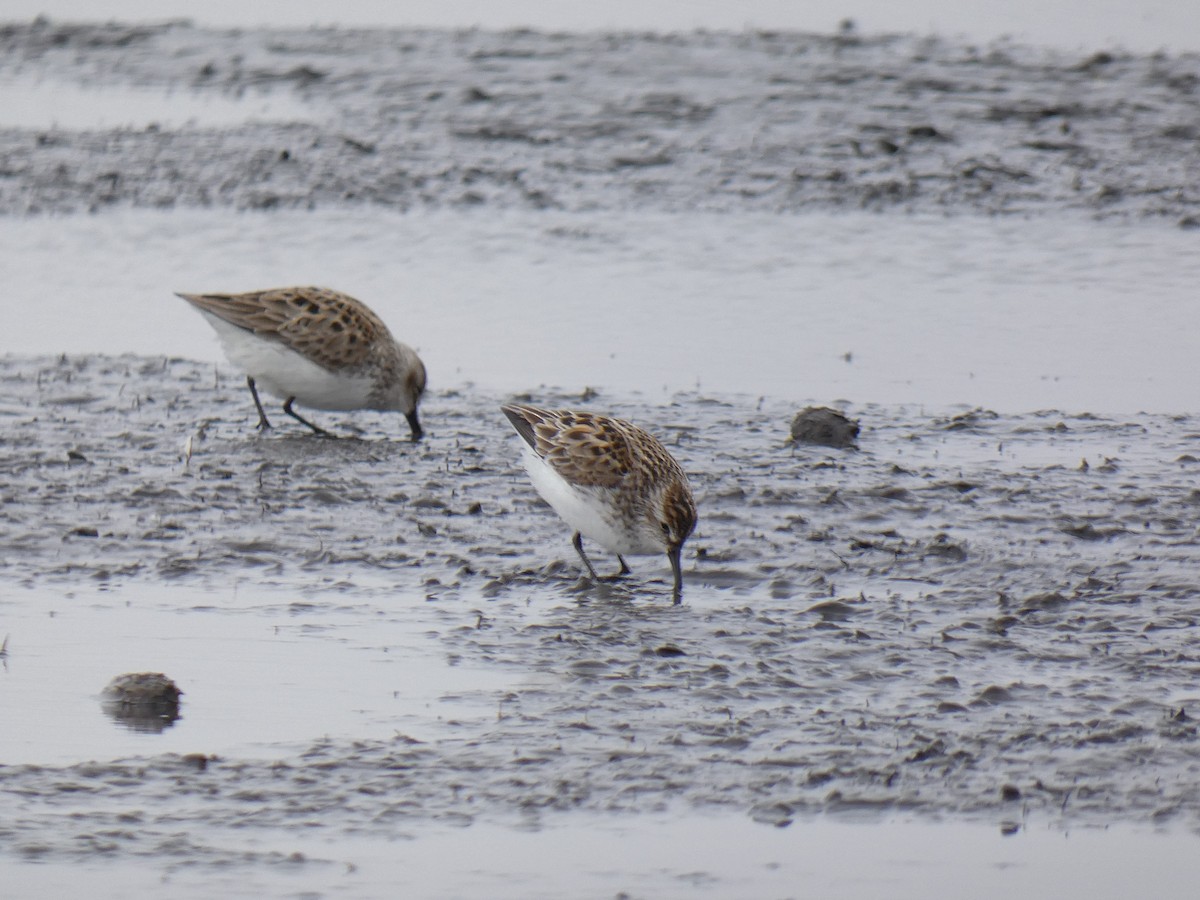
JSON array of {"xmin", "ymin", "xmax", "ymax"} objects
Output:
[
  {"xmin": 203, "ymin": 312, "xmax": 374, "ymax": 410},
  {"xmin": 520, "ymin": 444, "xmax": 658, "ymax": 556}
]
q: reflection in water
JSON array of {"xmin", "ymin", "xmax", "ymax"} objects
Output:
[{"xmin": 100, "ymin": 672, "xmax": 182, "ymax": 734}]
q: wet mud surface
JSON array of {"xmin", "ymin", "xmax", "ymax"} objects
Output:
[
  {"xmin": 1, "ymin": 19, "xmax": 1199, "ymax": 221},
  {"xmin": 3, "ymin": 17, "xmax": 1200, "ymax": 885},
  {"xmin": 4, "ymin": 353, "xmax": 1200, "ymax": 867}
]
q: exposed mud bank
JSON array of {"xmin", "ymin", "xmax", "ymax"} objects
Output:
[
  {"xmin": 1, "ymin": 20, "xmax": 1198, "ymax": 221},
  {"xmin": 3, "ymin": 353, "xmax": 1200, "ymax": 868}
]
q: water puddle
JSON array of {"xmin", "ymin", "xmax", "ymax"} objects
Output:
[
  {"xmin": 3, "ymin": 812, "xmax": 1199, "ymax": 899},
  {"xmin": 4, "ymin": 1, "xmax": 1200, "ymax": 51},
  {"xmin": 0, "ymin": 78, "xmax": 315, "ymax": 130},
  {"xmin": 0, "ymin": 583, "xmax": 516, "ymax": 765},
  {"xmin": 299, "ymin": 817, "xmax": 1200, "ymax": 900},
  {"xmin": 2, "ymin": 208, "xmax": 1198, "ymax": 414}
]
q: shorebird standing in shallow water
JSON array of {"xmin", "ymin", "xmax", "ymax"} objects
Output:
[
  {"xmin": 501, "ymin": 403, "xmax": 697, "ymax": 603},
  {"xmin": 176, "ymin": 286, "xmax": 426, "ymax": 440}
]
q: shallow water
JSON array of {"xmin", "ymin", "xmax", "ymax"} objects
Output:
[
  {"xmin": 8, "ymin": 0, "xmax": 1200, "ymax": 52},
  {"xmin": 3, "ymin": 207, "xmax": 1199, "ymax": 414},
  {"xmin": 2, "ymin": 17, "xmax": 1200, "ymax": 899},
  {"xmin": 0, "ymin": 582, "xmax": 512, "ymax": 766},
  {"xmin": 0, "ymin": 78, "xmax": 317, "ymax": 130},
  {"xmin": 5, "ymin": 815, "xmax": 1200, "ymax": 899}
]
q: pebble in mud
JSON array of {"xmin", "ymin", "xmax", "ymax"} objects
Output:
[
  {"xmin": 101, "ymin": 672, "xmax": 182, "ymax": 733},
  {"xmin": 789, "ymin": 406, "xmax": 860, "ymax": 449}
]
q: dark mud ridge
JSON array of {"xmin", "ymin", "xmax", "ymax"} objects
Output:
[
  {"xmin": 1, "ymin": 19, "xmax": 1199, "ymax": 221},
  {"xmin": 3, "ymin": 353, "xmax": 1200, "ymax": 863}
]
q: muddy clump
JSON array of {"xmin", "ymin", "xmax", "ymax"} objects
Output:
[
  {"xmin": 789, "ymin": 406, "xmax": 860, "ymax": 449},
  {"xmin": 101, "ymin": 672, "xmax": 182, "ymax": 733}
]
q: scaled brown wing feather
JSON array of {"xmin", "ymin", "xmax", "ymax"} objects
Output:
[
  {"xmin": 177, "ymin": 287, "xmax": 388, "ymax": 370},
  {"xmin": 504, "ymin": 405, "xmax": 631, "ymax": 489},
  {"xmin": 542, "ymin": 418, "xmax": 633, "ymax": 488}
]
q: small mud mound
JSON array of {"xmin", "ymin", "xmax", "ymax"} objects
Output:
[
  {"xmin": 101, "ymin": 672, "xmax": 182, "ymax": 733},
  {"xmin": 789, "ymin": 406, "xmax": 860, "ymax": 449}
]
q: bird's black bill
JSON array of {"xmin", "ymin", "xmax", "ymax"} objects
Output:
[
  {"xmin": 667, "ymin": 543, "xmax": 684, "ymax": 605},
  {"xmin": 406, "ymin": 410, "xmax": 423, "ymax": 442}
]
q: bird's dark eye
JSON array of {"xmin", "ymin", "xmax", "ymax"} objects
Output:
[{"xmin": 660, "ymin": 522, "xmax": 671, "ymax": 535}]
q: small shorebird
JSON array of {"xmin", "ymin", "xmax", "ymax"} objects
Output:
[
  {"xmin": 501, "ymin": 403, "xmax": 697, "ymax": 603},
  {"xmin": 176, "ymin": 286, "xmax": 426, "ymax": 440}
]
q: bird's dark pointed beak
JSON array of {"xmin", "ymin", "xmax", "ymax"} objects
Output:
[
  {"xmin": 667, "ymin": 543, "xmax": 684, "ymax": 605},
  {"xmin": 406, "ymin": 410, "xmax": 423, "ymax": 442}
]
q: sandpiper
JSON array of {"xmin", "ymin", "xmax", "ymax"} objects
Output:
[
  {"xmin": 176, "ymin": 286, "xmax": 426, "ymax": 439},
  {"xmin": 501, "ymin": 403, "xmax": 697, "ymax": 603}
]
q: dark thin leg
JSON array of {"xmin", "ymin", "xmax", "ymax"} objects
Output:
[
  {"xmin": 572, "ymin": 531, "xmax": 600, "ymax": 581},
  {"xmin": 405, "ymin": 410, "xmax": 423, "ymax": 442},
  {"xmin": 283, "ymin": 397, "xmax": 335, "ymax": 438},
  {"xmin": 572, "ymin": 532, "xmax": 631, "ymax": 582},
  {"xmin": 247, "ymin": 376, "xmax": 272, "ymax": 430}
]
